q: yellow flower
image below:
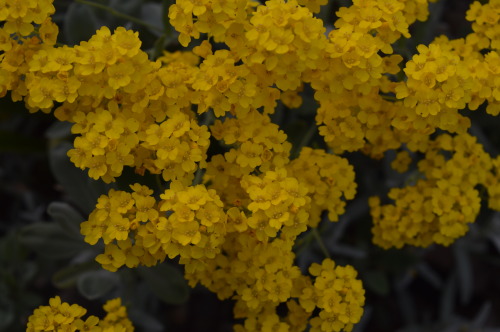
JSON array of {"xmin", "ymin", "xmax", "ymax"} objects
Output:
[
  {"xmin": 173, "ymin": 220, "xmax": 202, "ymax": 245},
  {"xmin": 176, "ymin": 186, "xmax": 208, "ymax": 210},
  {"xmin": 112, "ymin": 27, "xmax": 141, "ymax": 56},
  {"xmin": 38, "ymin": 18, "xmax": 59, "ymax": 45},
  {"xmin": 96, "ymin": 244, "xmax": 127, "ymax": 272},
  {"xmin": 391, "ymin": 150, "xmax": 412, "ymax": 173},
  {"xmin": 103, "ymin": 212, "xmax": 131, "ymax": 243},
  {"xmin": 107, "ymin": 61, "xmax": 134, "ymax": 89},
  {"xmin": 226, "ymin": 207, "xmax": 248, "ymax": 233},
  {"xmin": 236, "ymin": 141, "xmax": 264, "ymax": 168}
]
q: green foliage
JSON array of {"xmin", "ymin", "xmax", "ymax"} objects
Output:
[
  {"xmin": 49, "ymin": 142, "xmax": 111, "ymax": 214},
  {"xmin": 64, "ymin": 3, "xmax": 101, "ymax": 45},
  {"xmin": 137, "ymin": 264, "xmax": 189, "ymax": 305},
  {"xmin": 52, "ymin": 261, "xmax": 101, "ymax": 289},
  {"xmin": 0, "ymin": 231, "xmax": 42, "ymax": 332},
  {"xmin": 19, "ymin": 222, "xmax": 87, "ymax": 260},
  {"xmin": 77, "ymin": 270, "xmax": 120, "ymax": 300}
]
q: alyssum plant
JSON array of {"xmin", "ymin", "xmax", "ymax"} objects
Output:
[{"xmin": 0, "ymin": 0, "xmax": 499, "ymax": 331}]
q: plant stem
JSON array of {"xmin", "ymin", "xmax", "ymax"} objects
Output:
[
  {"xmin": 312, "ymin": 228, "xmax": 331, "ymax": 259},
  {"xmin": 75, "ymin": 0, "xmax": 164, "ymax": 33},
  {"xmin": 193, "ymin": 168, "xmax": 205, "ymax": 186},
  {"xmin": 292, "ymin": 122, "xmax": 317, "ymax": 159},
  {"xmin": 200, "ymin": 109, "xmax": 215, "ymax": 127},
  {"xmin": 155, "ymin": 174, "xmax": 165, "ymax": 192}
]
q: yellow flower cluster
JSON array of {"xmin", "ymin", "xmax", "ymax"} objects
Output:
[
  {"xmin": 242, "ymin": 0, "xmax": 327, "ymax": 91},
  {"xmin": 306, "ymin": 259, "xmax": 365, "ymax": 332},
  {"xmin": 391, "ymin": 150, "xmax": 412, "ymax": 173},
  {"xmin": 80, "ymin": 182, "xmax": 227, "ymax": 272},
  {"xmin": 26, "ymin": 297, "xmax": 133, "ymax": 332},
  {"xmin": 309, "ymin": 0, "xmax": 436, "ymax": 155},
  {"xmin": 45, "ymin": 28, "xmax": 208, "ymax": 184},
  {"xmin": 367, "ymin": 0, "xmax": 500, "ymax": 248},
  {"xmin": 212, "ymin": 257, "xmax": 364, "ymax": 332},
  {"xmin": 169, "ymin": 0, "xmax": 250, "ymax": 46},
  {"xmin": 186, "ymin": 238, "xmax": 365, "ymax": 332},
  {"xmin": 397, "ymin": 1, "xmax": 500, "ymax": 120},
  {"xmin": 2, "ymin": 4, "xmax": 212, "ymax": 184},
  {"xmin": 371, "ymin": 133, "xmax": 493, "ymax": 248},
  {"xmin": 78, "ymin": 151, "xmax": 359, "ymax": 327},
  {"xmin": 287, "ymin": 148, "xmax": 357, "ymax": 226},
  {"xmin": 466, "ymin": 0, "xmax": 500, "ymax": 51},
  {"xmin": 397, "ymin": 40, "xmax": 500, "ymax": 118},
  {"xmin": 210, "ymin": 110, "xmax": 291, "ymax": 172},
  {"xmin": 158, "ymin": 181, "xmax": 227, "ymax": 261},
  {"xmin": 0, "ymin": 0, "xmax": 55, "ymax": 36},
  {"xmin": 178, "ymin": 152, "xmax": 357, "ymax": 329},
  {"xmin": 0, "ymin": 2, "xmax": 58, "ymax": 99},
  {"xmin": 486, "ymin": 156, "xmax": 500, "ymax": 211},
  {"xmin": 240, "ymin": 168, "xmax": 310, "ymax": 241}
]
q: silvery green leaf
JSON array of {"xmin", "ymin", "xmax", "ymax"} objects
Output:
[
  {"xmin": 416, "ymin": 263, "xmax": 442, "ymax": 289},
  {"xmin": 49, "ymin": 142, "xmax": 111, "ymax": 215},
  {"xmin": 64, "ymin": 3, "xmax": 101, "ymax": 46},
  {"xmin": 45, "ymin": 122, "xmax": 72, "ymax": 140},
  {"xmin": 439, "ymin": 275, "xmax": 456, "ymax": 322},
  {"xmin": 140, "ymin": 3, "xmax": 164, "ymax": 37},
  {"xmin": 471, "ymin": 302, "xmax": 491, "ymax": 328},
  {"xmin": 128, "ymin": 308, "xmax": 164, "ymax": 332},
  {"xmin": 47, "ymin": 202, "xmax": 84, "ymax": 239},
  {"xmin": 110, "ymin": 0, "xmax": 143, "ymax": 15},
  {"xmin": 453, "ymin": 243, "xmax": 473, "ymax": 305},
  {"xmin": 52, "ymin": 261, "xmax": 100, "ymax": 289},
  {"xmin": 363, "ymin": 270, "xmax": 389, "ymax": 296},
  {"xmin": 77, "ymin": 270, "xmax": 120, "ymax": 300},
  {"xmin": 0, "ymin": 296, "xmax": 14, "ymax": 330},
  {"xmin": 138, "ymin": 263, "xmax": 189, "ymax": 305},
  {"xmin": 19, "ymin": 222, "xmax": 87, "ymax": 260}
]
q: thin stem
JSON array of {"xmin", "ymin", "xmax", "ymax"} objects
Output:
[
  {"xmin": 152, "ymin": 33, "xmax": 168, "ymax": 60},
  {"xmin": 291, "ymin": 122, "xmax": 317, "ymax": 159},
  {"xmin": 193, "ymin": 168, "xmax": 205, "ymax": 186},
  {"xmin": 293, "ymin": 231, "xmax": 313, "ymax": 256},
  {"xmin": 75, "ymin": 0, "xmax": 164, "ymax": 33},
  {"xmin": 300, "ymin": 122, "xmax": 317, "ymax": 149},
  {"xmin": 155, "ymin": 174, "xmax": 165, "ymax": 192},
  {"xmin": 312, "ymin": 228, "xmax": 331, "ymax": 259},
  {"xmin": 381, "ymin": 94, "xmax": 399, "ymax": 102},
  {"xmin": 201, "ymin": 109, "xmax": 215, "ymax": 127}
]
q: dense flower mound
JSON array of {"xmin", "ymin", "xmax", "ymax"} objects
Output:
[
  {"xmin": 26, "ymin": 297, "xmax": 133, "ymax": 332},
  {"xmin": 371, "ymin": 133, "xmax": 493, "ymax": 248},
  {"xmin": 2, "ymin": 0, "xmax": 500, "ymax": 331}
]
